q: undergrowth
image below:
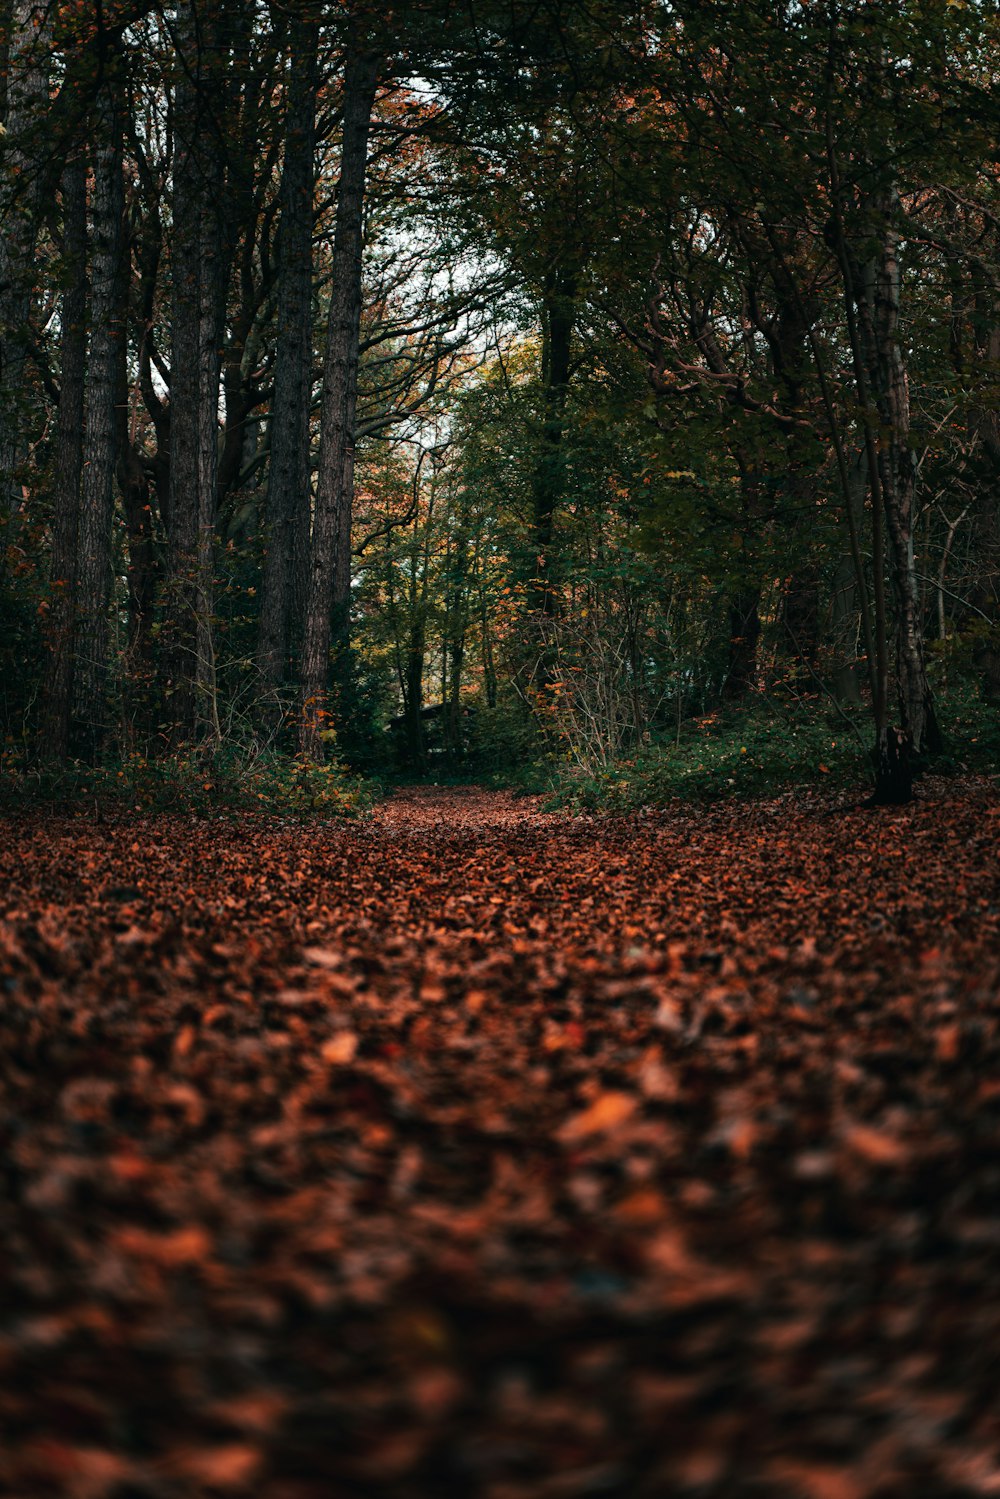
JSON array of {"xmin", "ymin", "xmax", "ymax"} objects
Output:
[
  {"xmin": 0, "ymin": 745, "xmax": 374, "ymax": 818},
  {"xmin": 546, "ymin": 690, "xmax": 1000, "ymax": 812}
]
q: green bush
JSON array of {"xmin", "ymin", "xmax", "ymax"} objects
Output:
[
  {"xmin": 551, "ymin": 703, "xmax": 864, "ymax": 811},
  {"xmin": 549, "ymin": 691, "xmax": 1000, "ymax": 812},
  {"xmin": 0, "ymin": 744, "xmax": 374, "ymax": 818}
]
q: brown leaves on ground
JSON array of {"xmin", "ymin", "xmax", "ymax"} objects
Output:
[{"xmin": 1, "ymin": 779, "xmax": 1000, "ymax": 1497}]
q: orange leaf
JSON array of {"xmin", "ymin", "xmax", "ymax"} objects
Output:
[{"xmin": 557, "ymin": 1091, "xmax": 638, "ymax": 1143}]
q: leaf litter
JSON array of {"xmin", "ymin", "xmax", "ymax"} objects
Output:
[{"xmin": 1, "ymin": 780, "xmax": 999, "ymax": 1497}]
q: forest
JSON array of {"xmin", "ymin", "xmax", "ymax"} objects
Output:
[
  {"xmin": 3, "ymin": 5, "xmax": 1000, "ymax": 1498},
  {"xmin": 1, "ymin": 0, "xmax": 998, "ymax": 806}
]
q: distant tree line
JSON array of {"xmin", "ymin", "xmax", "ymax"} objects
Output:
[{"xmin": 1, "ymin": 0, "xmax": 998, "ymax": 802}]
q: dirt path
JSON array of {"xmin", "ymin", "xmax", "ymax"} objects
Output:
[
  {"xmin": 1, "ymin": 781, "xmax": 999, "ymax": 1496},
  {"xmin": 376, "ymin": 782, "xmax": 561, "ymax": 832}
]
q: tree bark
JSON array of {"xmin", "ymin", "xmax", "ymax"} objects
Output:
[
  {"xmin": 166, "ymin": 2, "xmax": 228, "ymax": 746},
  {"xmin": 115, "ymin": 315, "xmax": 156, "ymax": 739},
  {"xmin": 258, "ymin": 17, "xmax": 319, "ymax": 722},
  {"xmin": 73, "ymin": 88, "xmax": 126, "ymax": 754},
  {"xmin": 39, "ymin": 152, "xmax": 88, "ymax": 761},
  {"xmin": 0, "ymin": 2, "xmax": 49, "ymax": 524},
  {"xmin": 530, "ymin": 267, "xmax": 576, "ymax": 621},
  {"xmin": 299, "ymin": 40, "xmax": 379, "ymax": 761},
  {"xmin": 831, "ymin": 550, "xmax": 862, "ymax": 708},
  {"xmin": 965, "ymin": 257, "xmax": 1000, "ymax": 701},
  {"xmin": 861, "ymin": 189, "xmax": 940, "ymax": 760}
]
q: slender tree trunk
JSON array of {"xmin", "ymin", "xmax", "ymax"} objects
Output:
[
  {"xmin": 723, "ymin": 461, "xmax": 763, "ymax": 703},
  {"xmin": 404, "ymin": 631, "xmax": 427, "ymax": 770},
  {"xmin": 258, "ymin": 18, "xmax": 319, "ymax": 721},
  {"xmin": 480, "ymin": 580, "xmax": 497, "ymax": 709},
  {"xmin": 966, "ymin": 260, "xmax": 1000, "ymax": 701},
  {"xmin": 39, "ymin": 153, "xmax": 88, "ymax": 761},
  {"xmin": 770, "ymin": 282, "xmax": 820, "ymax": 684},
  {"xmin": 135, "ymin": 207, "xmax": 171, "ymax": 536},
  {"xmin": 299, "ymin": 41, "xmax": 379, "ymax": 760},
  {"xmin": 831, "ymin": 550, "xmax": 862, "ymax": 708},
  {"xmin": 446, "ymin": 530, "xmax": 468, "ymax": 758},
  {"xmin": 824, "ymin": 73, "xmax": 906, "ymax": 800},
  {"xmin": 863, "ymin": 190, "xmax": 940, "ymax": 760},
  {"xmin": 530, "ymin": 267, "xmax": 576, "ymax": 621},
  {"xmin": 73, "ymin": 89, "xmax": 126, "ymax": 755},
  {"xmin": 166, "ymin": 4, "xmax": 228, "ymax": 746},
  {"xmin": 115, "ymin": 324, "xmax": 156, "ymax": 742},
  {"xmin": 0, "ymin": 1, "xmax": 48, "ymax": 526}
]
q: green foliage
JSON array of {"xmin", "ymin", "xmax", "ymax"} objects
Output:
[
  {"xmin": 550, "ymin": 702, "xmax": 871, "ymax": 810},
  {"xmin": 463, "ymin": 700, "xmax": 540, "ymax": 774},
  {"xmin": 549, "ymin": 688, "xmax": 1000, "ymax": 813},
  {"xmin": 928, "ymin": 686, "xmax": 1000, "ymax": 776},
  {"xmin": 0, "ymin": 745, "xmax": 373, "ymax": 819}
]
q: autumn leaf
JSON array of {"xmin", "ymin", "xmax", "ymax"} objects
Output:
[
  {"xmin": 321, "ymin": 1030, "xmax": 359, "ymax": 1064},
  {"xmin": 1, "ymin": 781, "xmax": 998, "ymax": 1495},
  {"xmin": 557, "ymin": 1090, "xmax": 638, "ymax": 1142}
]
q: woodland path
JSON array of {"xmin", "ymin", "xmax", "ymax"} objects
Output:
[{"xmin": 1, "ymin": 781, "xmax": 1000, "ymax": 1497}]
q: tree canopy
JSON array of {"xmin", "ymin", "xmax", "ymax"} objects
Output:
[{"xmin": 1, "ymin": 0, "xmax": 998, "ymax": 803}]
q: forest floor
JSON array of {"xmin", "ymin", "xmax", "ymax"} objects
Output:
[{"xmin": 1, "ymin": 779, "xmax": 1000, "ymax": 1498}]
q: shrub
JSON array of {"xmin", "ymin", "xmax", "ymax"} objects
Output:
[{"xmin": 0, "ymin": 744, "xmax": 373, "ymax": 818}]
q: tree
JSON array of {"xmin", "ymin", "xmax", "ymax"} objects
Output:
[
  {"xmin": 73, "ymin": 72, "xmax": 126, "ymax": 751},
  {"xmin": 299, "ymin": 31, "xmax": 380, "ymax": 760},
  {"xmin": 165, "ymin": 1, "xmax": 240, "ymax": 744},
  {"xmin": 257, "ymin": 13, "xmax": 319, "ymax": 724},
  {"xmin": 39, "ymin": 153, "xmax": 88, "ymax": 760}
]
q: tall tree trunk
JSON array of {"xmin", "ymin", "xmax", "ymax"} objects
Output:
[
  {"xmin": 446, "ymin": 529, "xmax": 468, "ymax": 759},
  {"xmin": 258, "ymin": 17, "xmax": 319, "ymax": 722},
  {"xmin": 166, "ymin": 3, "xmax": 228, "ymax": 746},
  {"xmin": 299, "ymin": 40, "xmax": 379, "ymax": 761},
  {"xmin": 135, "ymin": 203, "xmax": 171, "ymax": 537},
  {"xmin": 723, "ymin": 461, "xmax": 763, "ymax": 702},
  {"xmin": 530, "ymin": 267, "xmax": 576, "ymax": 622},
  {"xmin": 115, "ymin": 321, "xmax": 156, "ymax": 743},
  {"xmin": 404, "ymin": 632, "xmax": 427, "ymax": 770},
  {"xmin": 0, "ymin": 2, "xmax": 49, "ymax": 526},
  {"xmin": 770, "ymin": 282, "xmax": 820, "ymax": 685},
  {"xmin": 824, "ymin": 68, "xmax": 904, "ymax": 800},
  {"xmin": 831, "ymin": 550, "xmax": 863, "ymax": 707},
  {"xmin": 404, "ymin": 510, "xmax": 432, "ymax": 772},
  {"xmin": 861, "ymin": 189, "xmax": 940, "ymax": 760},
  {"xmin": 39, "ymin": 152, "xmax": 88, "ymax": 761},
  {"xmin": 73, "ymin": 89, "xmax": 126, "ymax": 755},
  {"xmin": 966, "ymin": 257, "xmax": 1000, "ymax": 702}
]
